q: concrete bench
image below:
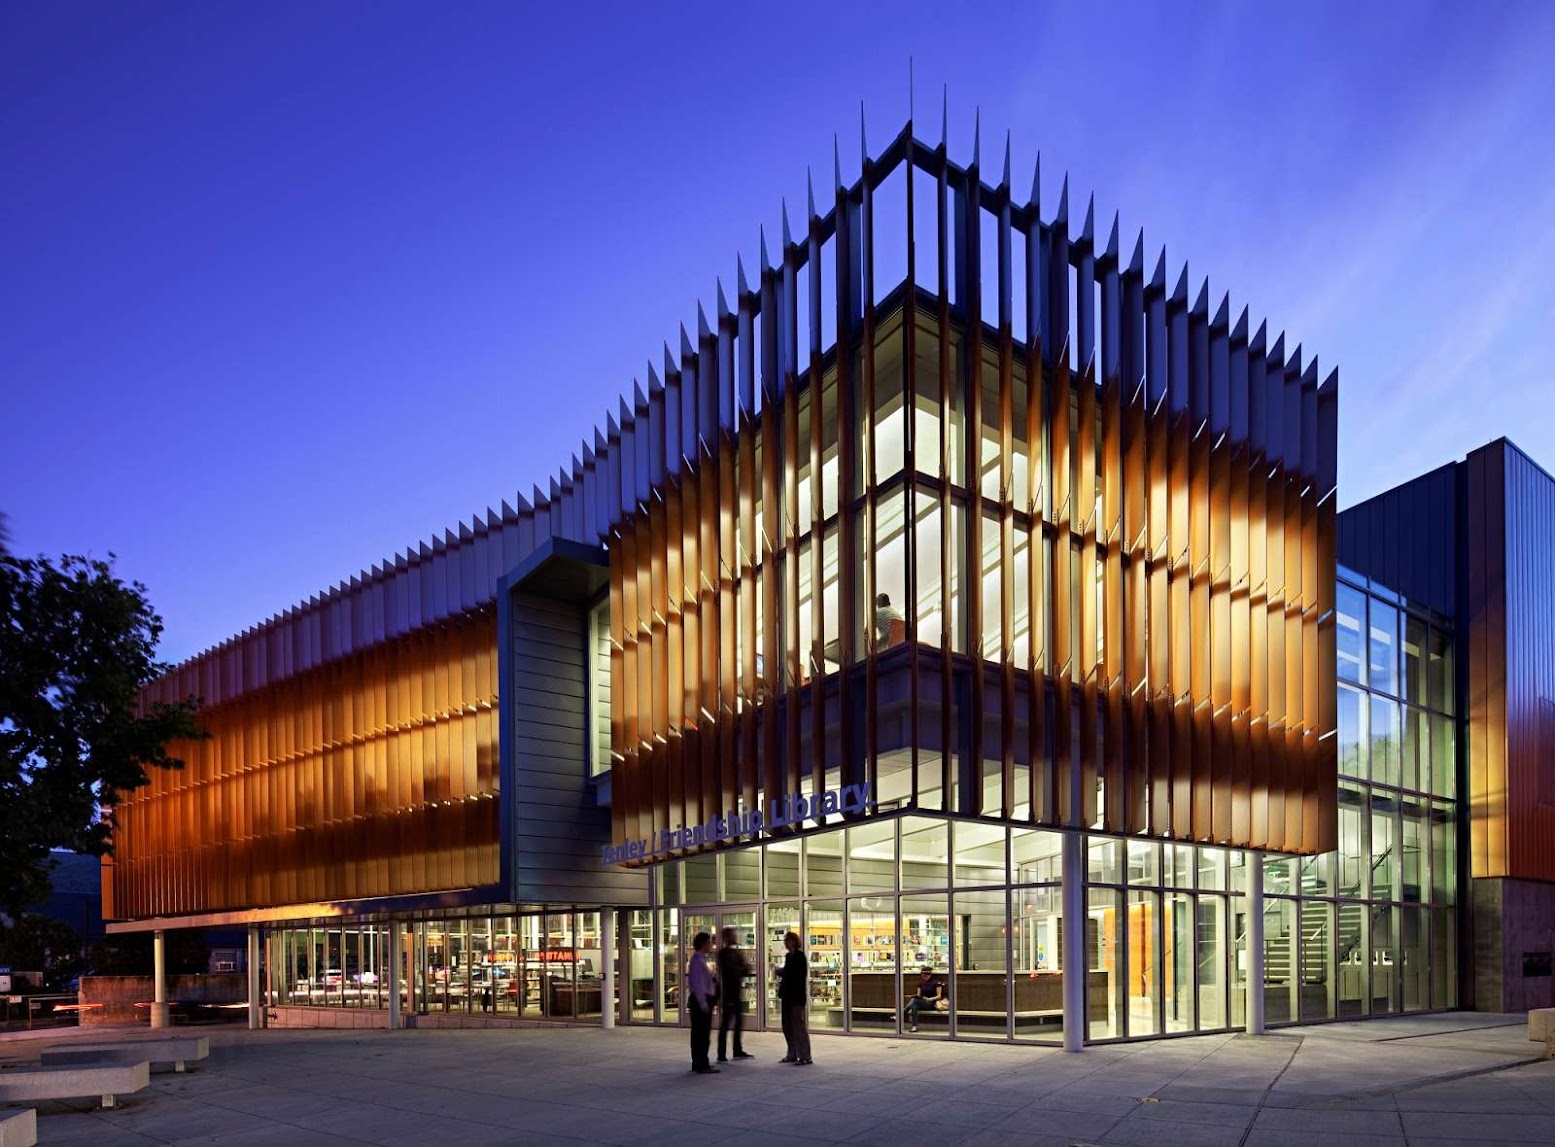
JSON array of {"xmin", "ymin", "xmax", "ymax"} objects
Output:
[
  {"xmin": 0, "ymin": 1108, "xmax": 37, "ymax": 1147},
  {"xmin": 42, "ymin": 1035, "xmax": 209, "ymax": 1073},
  {"xmin": 831, "ymin": 1006, "xmax": 1063, "ymax": 1029},
  {"xmin": 1530, "ymin": 1007, "xmax": 1554, "ymax": 1057},
  {"xmin": 0, "ymin": 1060, "xmax": 149, "ymax": 1109}
]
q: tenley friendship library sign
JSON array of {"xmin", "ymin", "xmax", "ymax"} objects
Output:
[{"xmin": 600, "ymin": 783, "xmax": 876, "ymax": 865}]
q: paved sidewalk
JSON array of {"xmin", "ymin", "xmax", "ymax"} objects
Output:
[{"xmin": 2, "ymin": 1013, "xmax": 1551, "ymax": 1145}]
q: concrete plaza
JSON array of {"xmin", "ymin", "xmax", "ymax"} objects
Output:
[{"xmin": 2, "ymin": 1013, "xmax": 1551, "ymax": 1145}]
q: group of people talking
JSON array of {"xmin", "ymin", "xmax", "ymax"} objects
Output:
[
  {"xmin": 684, "ymin": 927, "xmax": 951, "ymax": 1073},
  {"xmin": 685, "ymin": 927, "xmax": 812, "ymax": 1072}
]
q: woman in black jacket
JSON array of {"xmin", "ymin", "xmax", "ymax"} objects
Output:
[{"xmin": 775, "ymin": 930, "xmax": 812, "ymax": 1065}]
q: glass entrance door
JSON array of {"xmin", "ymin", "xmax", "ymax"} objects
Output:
[{"xmin": 677, "ymin": 907, "xmax": 763, "ymax": 1032}]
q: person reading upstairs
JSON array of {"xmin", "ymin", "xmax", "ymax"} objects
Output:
[
  {"xmin": 873, "ymin": 592, "xmax": 905, "ymax": 647},
  {"xmin": 902, "ymin": 965, "xmax": 946, "ymax": 1033}
]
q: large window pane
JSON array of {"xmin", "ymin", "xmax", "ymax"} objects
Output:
[
  {"xmin": 805, "ymin": 834, "xmax": 844, "ymax": 898},
  {"xmin": 684, "ymin": 854, "xmax": 718, "ymax": 904},
  {"xmin": 901, "ymin": 817, "xmax": 950, "ymax": 890},
  {"xmin": 1430, "ymin": 715, "xmax": 1457, "ymax": 799},
  {"xmin": 1088, "ymin": 886, "xmax": 1123, "ymax": 1040},
  {"xmin": 1337, "ymin": 583, "xmax": 1366, "ymax": 685},
  {"xmin": 724, "ymin": 847, "xmax": 760, "ymax": 901},
  {"xmin": 872, "ymin": 492, "xmax": 908, "ymax": 652},
  {"xmin": 1337, "ymin": 903, "xmax": 1367, "ymax": 1017},
  {"xmin": 954, "ymin": 888, "xmax": 1010, "ymax": 1039},
  {"xmin": 1299, "ymin": 900, "xmax": 1334, "ymax": 1022},
  {"xmin": 979, "ymin": 353, "xmax": 1002, "ymax": 502},
  {"xmin": 1402, "ymin": 707, "xmax": 1426, "ymax": 793},
  {"xmin": 847, "ymin": 897, "xmax": 898, "ymax": 1032},
  {"xmin": 1431, "ymin": 800, "xmax": 1457, "ymax": 906},
  {"xmin": 914, "ymin": 492, "xmax": 943, "ymax": 646},
  {"xmin": 1196, "ymin": 894, "xmax": 1228, "ymax": 1030},
  {"xmin": 626, "ymin": 910, "xmax": 654, "ymax": 1022},
  {"xmin": 1125, "ymin": 889, "xmax": 1160, "ymax": 1036},
  {"xmin": 1338, "ymin": 784, "xmax": 1368, "ymax": 898},
  {"xmin": 1370, "ymin": 697, "xmax": 1399, "ymax": 788},
  {"xmin": 1127, "ymin": 841, "xmax": 1160, "ymax": 886},
  {"xmin": 1428, "ymin": 627, "xmax": 1454, "ymax": 715},
  {"xmin": 1403, "ymin": 614, "xmax": 1428, "ymax": 706},
  {"xmin": 848, "ymin": 819, "xmax": 897, "ymax": 894},
  {"xmin": 762, "ymin": 902, "xmax": 799, "ymax": 1028},
  {"xmin": 1011, "ymin": 828, "xmax": 1062, "ymax": 883},
  {"xmin": 1262, "ymin": 899, "xmax": 1297, "ymax": 1025},
  {"xmin": 1370, "ymin": 905, "xmax": 1396, "ymax": 1014},
  {"xmin": 1164, "ymin": 891, "xmax": 1194, "ymax": 1033},
  {"xmin": 765, "ymin": 839, "xmax": 800, "ymax": 899},
  {"xmin": 806, "ymin": 900, "xmax": 844, "ymax": 1029},
  {"xmin": 574, "ymin": 912, "xmax": 603, "ymax": 1020},
  {"xmin": 901, "ymin": 894, "xmax": 951, "ymax": 1037},
  {"xmin": 1401, "ymin": 797, "xmax": 1427, "ymax": 903},
  {"xmin": 1198, "ymin": 847, "xmax": 1226, "ymax": 892},
  {"xmin": 1089, "ymin": 837, "xmax": 1122, "ymax": 885},
  {"xmin": 1400, "ymin": 906, "xmax": 1427, "ymax": 1012},
  {"xmin": 955, "ymin": 822, "xmax": 1007, "ymax": 887},
  {"xmin": 1369, "ymin": 601, "xmax": 1398, "ymax": 696},
  {"xmin": 1372, "ymin": 793, "xmax": 1398, "ymax": 902},
  {"xmin": 1013, "ymin": 884, "xmax": 1064, "ymax": 1040},
  {"xmin": 979, "ymin": 510, "xmax": 1003, "ymax": 659},
  {"xmin": 870, "ymin": 318, "xmax": 906, "ymax": 486},
  {"xmin": 1338, "ymin": 684, "xmax": 1367, "ymax": 779}
]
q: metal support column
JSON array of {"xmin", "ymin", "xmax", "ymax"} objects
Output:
[
  {"xmin": 150, "ymin": 929, "xmax": 170, "ymax": 1029},
  {"xmin": 601, "ymin": 907, "xmax": 616, "ymax": 1031},
  {"xmin": 246, "ymin": 926, "xmax": 262, "ymax": 1030},
  {"xmin": 388, "ymin": 921, "xmax": 403, "ymax": 1030},
  {"xmin": 1061, "ymin": 831, "xmax": 1086, "ymax": 1052},
  {"xmin": 1246, "ymin": 851, "xmax": 1265, "ymax": 1035}
]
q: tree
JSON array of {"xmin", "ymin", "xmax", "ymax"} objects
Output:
[
  {"xmin": 0, "ymin": 914, "xmax": 85, "ymax": 988},
  {"xmin": 88, "ymin": 928, "xmax": 208, "ymax": 978},
  {"xmin": 0, "ymin": 546, "xmax": 204, "ymax": 916}
]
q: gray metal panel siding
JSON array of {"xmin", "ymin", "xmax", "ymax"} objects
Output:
[
  {"xmin": 509, "ymin": 590, "xmax": 648, "ymax": 905},
  {"xmin": 1338, "ymin": 462, "xmax": 1459, "ymax": 615}
]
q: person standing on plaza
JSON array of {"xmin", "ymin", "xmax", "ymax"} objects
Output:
[
  {"xmin": 686, "ymin": 931, "xmax": 719, "ymax": 1074},
  {"xmin": 775, "ymin": 930, "xmax": 812, "ymax": 1065},
  {"xmin": 716, "ymin": 926, "xmax": 754, "ymax": 1062}
]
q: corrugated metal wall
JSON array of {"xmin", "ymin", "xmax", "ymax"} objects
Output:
[
  {"xmin": 1337, "ymin": 462, "xmax": 1458, "ymax": 617},
  {"xmin": 1471, "ymin": 440, "xmax": 1555, "ymax": 881},
  {"xmin": 509, "ymin": 592, "xmax": 645, "ymax": 904}
]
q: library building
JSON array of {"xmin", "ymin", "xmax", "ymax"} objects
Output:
[{"xmin": 106, "ymin": 114, "xmax": 1555, "ymax": 1046}]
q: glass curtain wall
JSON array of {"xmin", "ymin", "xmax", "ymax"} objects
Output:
[
  {"xmin": 1271, "ymin": 568, "xmax": 1460, "ymax": 1022},
  {"xmin": 266, "ymin": 910, "xmax": 616, "ymax": 1022},
  {"xmin": 644, "ymin": 816, "xmax": 1273, "ymax": 1045}
]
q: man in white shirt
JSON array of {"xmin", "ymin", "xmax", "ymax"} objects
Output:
[{"xmin": 687, "ymin": 932, "xmax": 719, "ymax": 1074}]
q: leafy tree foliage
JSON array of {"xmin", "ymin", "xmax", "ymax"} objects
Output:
[
  {"xmin": 0, "ymin": 913, "xmax": 85, "ymax": 988},
  {"xmin": 0, "ymin": 543, "xmax": 203, "ymax": 916},
  {"xmin": 88, "ymin": 929, "xmax": 209, "ymax": 978}
]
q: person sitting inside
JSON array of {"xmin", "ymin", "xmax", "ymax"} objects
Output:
[
  {"xmin": 873, "ymin": 593, "xmax": 905, "ymax": 648},
  {"xmin": 902, "ymin": 965, "xmax": 946, "ymax": 1032}
]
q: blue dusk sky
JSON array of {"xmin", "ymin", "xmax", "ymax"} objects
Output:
[{"xmin": 3, "ymin": 1, "xmax": 1553, "ymax": 664}]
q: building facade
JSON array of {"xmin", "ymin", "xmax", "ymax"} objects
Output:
[
  {"xmin": 104, "ymin": 116, "xmax": 1552, "ymax": 1043},
  {"xmin": 1339, "ymin": 440, "xmax": 1555, "ymax": 1013}
]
